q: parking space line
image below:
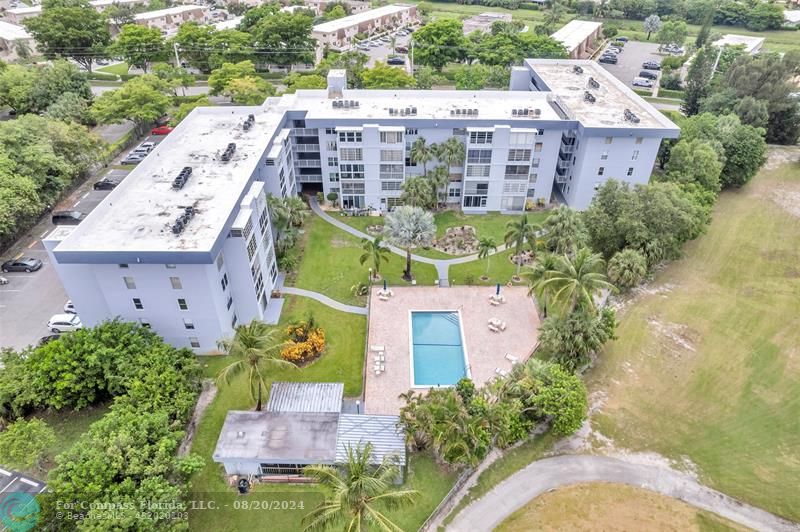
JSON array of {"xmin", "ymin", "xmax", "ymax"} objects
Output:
[
  {"xmin": 18, "ymin": 478, "xmax": 39, "ymax": 488},
  {"xmin": 81, "ymin": 192, "xmax": 90, "ymax": 199},
  {"xmin": 13, "ymin": 252, "xmax": 22, "ymax": 260},
  {"xmin": 40, "ymin": 230, "xmax": 48, "ymax": 238},
  {"xmin": 73, "ymin": 201, "xmax": 81, "ymax": 207},
  {"xmin": 0, "ymin": 468, "xmax": 10, "ymax": 476},
  {"xmin": 27, "ymin": 241, "xmax": 36, "ymax": 249},
  {"xmin": 0, "ymin": 478, "xmax": 17, "ymax": 493}
]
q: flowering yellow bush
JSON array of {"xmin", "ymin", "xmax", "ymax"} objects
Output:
[{"xmin": 281, "ymin": 321, "xmax": 326, "ymax": 364}]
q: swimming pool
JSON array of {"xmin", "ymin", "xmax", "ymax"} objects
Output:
[{"xmin": 409, "ymin": 311, "xmax": 469, "ymax": 387}]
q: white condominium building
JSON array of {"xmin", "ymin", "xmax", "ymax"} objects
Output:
[{"xmin": 47, "ymin": 59, "xmax": 677, "ymax": 352}]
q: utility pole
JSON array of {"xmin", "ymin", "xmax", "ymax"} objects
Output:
[
  {"xmin": 409, "ymin": 39, "xmax": 414, "ymax": 74},
  {"xmin": 173, "ymin": 42, "xmax": 181, "ymax": 68}
]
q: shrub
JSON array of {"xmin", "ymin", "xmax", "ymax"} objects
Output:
[
  {"xmin": 0, "ymin": 418, "xmax": 55, "ymax": 470},
  {"xmin": 278, "ymin": 252, "xmax": 299, "ymax": 272},
  {"xmin": 350, "ymin": 282, "xmax": 368, "ymax": 296},
  {"xmin": 281, "ymin": 321, "xmax": 326, "ymax": 364},
  {"xmin": 316, "ymin": 191, "xmax": 325, "ymax": 203},
  {"xmin": 327, "ymin": 191, "xmax": 338, "ymax": 202},
  {"xmin": 608, "ymin": 248, "xmax": 647, "ymax": 289}
]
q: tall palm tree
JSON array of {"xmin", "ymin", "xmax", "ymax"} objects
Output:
[
  {"xmin": 216, "ymin": 320, "xmax": 294, "ymax": 411},
  {"xmin": 477, "ymin": 237, "xmax": 497, "ymax": 276},
  {"xmin": 384, "ymin": 205, "xmax": 435, "ymax": 281},
  {"xmin": 520, "ymin": 252, "xmax": 559, "ymax": 318},
  {"xmin": 539, "ymin": 247, "xmax": 617, "ymax": 314},
  {"xmin": 427, "ymin": 165, "xmax": 449, "ymax": 209},
  {"xmin": 303, "ymin": 443, "xmax": 419, "ymax": 532},
  {"xmin": 284, "ymin": 196, "xmax": 309, "ymax": 227},
  {"xmin": 400, "ymin": 175, "xmax": 435, "ymax": 209},
  {"xmin": 542, "ymin": 205, "xmax": 588, "ymax": 256},
  {"xmin": 437, "ymin": 137, "xmax": 466, "ymax": 170},
  {"xmin": 410, "ymin": 137, "xmax": 436, "ymax": 177},
  {"xmin": 359, "ymin": 235, "xmax": 390, "ymax": 279},
  {"xmin": 504, "ymin": 214, "xmax": 543, "ymax": 276}
]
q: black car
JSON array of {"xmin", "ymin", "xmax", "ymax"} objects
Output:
[
  {"xmin": 2, "ymin": 257, "xmax": 43, "ymax": 272},
  {"xmin": 93, "ymin": 177, "xmax": 120, "ymax": 190},
  {"xmin": 38, "ymin": 334, "xmax": 61, "ymax": 346},
  {"xmin": 395, "ymin": 46, "xmax": 409, "ymax": 53},
  {"xmin": 387, "ymin": 57, "xmax": 405, "ymax": 65},
  {"xmin": 638, "ymin": 70, "xmax": 658, "ymax": 80},
  {"xmin": 642, "ymin": 61, "xmax": 661, "ymax": 70},
  {"xmin": 599, "ymin": 55, "xmax": 618, "ymax": 64},
  {"xmin": 52, "ymin": 210, "xmax": 86, "ymax": 225}
]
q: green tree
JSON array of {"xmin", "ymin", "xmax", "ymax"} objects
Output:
[
  {"xmin": 216, "ymin": 320, "xmax": 293, "ymax": 411},
  {"xmin": 732, "ymin": 96, "xmax": 769, "ymax": 130},
  {"xmin": 152, "ymin": 63, "xmax": 194, "ymax": 96},
  {"xmin": 504, "ymin": 214, "xmax": 542, "ymax": 275},
  {"xmin": 225, "ymin": 76, "xmax": 275, "ymax": 105},
  {"xmin": 105, "ymin": 2, "xmax": 136, "ymax": 31},
  {"xmin": 665, "ymin": 138, "xmax": 723, "ymax": 193},
  {"xmin": 316, "ymin": 51, "xmax": 369, "ymax": 88},
  {"xmin": 0, "ymin": 64, "xmax": 37, "ymax": 113},
  {"xmin": 517, "ymin": 359, "xmax": 588, "ymax": 434},
  {"xmin": 745, "ymin": 3, "xmax": 784, "ymax": 31},
  {"xmin": 643, "ymin": 14, "xmax": 661, "ymax": 39},
  {"xmin": 209, "ymin": 29, "xmax": 256, "ymax": 71},
  {"xmin": 0, "ymin": 170, "xmax": 43, "ymax": 247},
  {"xmin": 473, "ymin": 32, "xmax": 566, "ymax": 66},
  {"xmin": 90, "ymin": 75, "xmax": 171, "ymax": 136},
  {"xmin": 542, "ymin": 205, "xmax": 588, "ymax": 255},
  {"xmin": 324, "ymin": 4, "xmax": 347, "ymax": 20},
  {"xmin": 208, "ymin": 60, "xmax": 259, "ymax": 95},
  {"xmin": 410, "ymin": 137, "xmax": 436, "ymax": 177},
  {"xmin": 283, "ymin": 73, "xmax": 327, "ymax": 93},
  {"xmin": 539, "ymin": 247, "xmax": 616, "ymax": 314},
  {"xmin": 412, "ymin": 19, "xmax": 467, "ymax": 71},
  {"xmin": 32, "ymin": 60, "xmax": 92, "ymax": 112},
  {"xmin": 400, "ymin": 175, "xmax": 436, "ymax": 210},
  {"xmin": 170, "ymin": 22, "xmax": 216, "ymax": 72},
  {"xmin": 384, "ymin": 205, "xmax": 435, "ymax": 281},
  {"xmin": 427, "ymin": 165, "xmax": 449, "ymax": 209},
  {"xmin": 108, "ymin": 24, "xmax": 166, "ymax": 73},
  {"xmin": 303, "ymin": 443, "xmax": 418, "ymax": 531},
  {"xmin": 607, "ymin": 248, "xmax": 647, "ymax": 289},
  {"xmin": 453, "ymin": 64, "xmax": 490, "ymax": 90},
  {"xmin": 520, "ymin": 252, "xmax": 559, "ymax": 318},
  {"xmin": 359, "ymin": 235, "xmax": 390, "ymax": 280},
  {"xmin": 44, "ymin": 92, "xmax": 91, "ymax": 124},
  {"xmin": 538, "ymin": 308, "xmax": 617, "ymax": 372},
  {"xmin": 682, "ymin": 45, "xmax": 714, "ymax": 116},
  {"xmin": 171, "ymin": 97, "xmax": 212, "ymax": 125},
  {"xmin": 0, "ymin": 418, "xmax": 55, "ymax": 470},
  {"xmin": 250, "ymin": 11, "xmax": 315, "ymax": 66},
  {"xmin": 24, "ymin": 0, "xmax": 111, "ymax": 72},
  {"xmin": 437, "ymin": 137, "xmax": 465, "ymax": 170},
  {"xmin": 361, "ymin": 63, "xmax": 416, "ymax": 89},
  {"xmin": 655, "ymin": 19, "xmax": 687, "ymax": 48},
  {"xmin": 478, "ymin": 237, "xmax": 498, "ymax": 276},
  {"xmin": 413, "ymin": 65, "xmax": 445, "ymax": 89},
  {"xmin": 239, "ymin": 3, "xmax": 280, "ymax": 32}
]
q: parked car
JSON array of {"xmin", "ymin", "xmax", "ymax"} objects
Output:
[
  {"xmin": 52, "ymin": 210, "xmax": 85, "ymax": 225},
  {"xmin": 395, "ymin": 46, "xmax": 408, "ymax": 53},
  {"xmin": 38, "ymin": 334, "xmax": 60, "ymax": 346},
  {"xmin": 632, "ymin": 77, "xmax": 654, "ymax": 88},
  {"xmin": 638, "ymin": 70, "xmax": 658, "ymax": 80},
  {"xmin": 132, "ymin": 141, "xmax": 156, "ymax": 154},
  {"xmin": 2, "ymin": 257, "xmax": 42, "ymax": 272},
  {"xmin": 64, "ymin": 300, "xmax": 76, "ymax": 314},
  {"xmin": 151, "ymin": 125, "xmax": 173, "ymax": 135},
  {"xmin": 616, "ymin": 36, "xmax": 629, "ymax": 42},
  {"xmin": 599, "ymin": 55, "xmax": 618, "ymax": 64},
  {"xmin": 121, "ymin": 153, "xmax": 146, "ymax": 165},
  {"xmin": 387, "ymin": 57, "xmax": 405, "ymax": 65},
  {"xmin": 642, "ymin": 60, "xmax": 661, "ymax": 70},
  {"xmin": 607, "ymin": 46, "xmax": 622, "ymax": 54},
  {"xmin": 93, "ymin": 177, "xmax": 121, "ymax": 190},
  {"xmin": 47, "ymin": 313, "xmax": 83, "ymax": 333}
]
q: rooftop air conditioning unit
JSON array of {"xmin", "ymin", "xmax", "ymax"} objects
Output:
[
  {"xmin": 573, "ymin": 65, "xmax": 583, "ymax": 74},
  {"xmin": 533, "ymin": 108, "xmax": 541, "ymax": 117},
  {"xmin": 588, "ymin": 77, "xmax": 600, "ymax": 89},
  {"xmin": 512, "ymin": 109, "xmax": 518, "ymax": 117},
  {"xmin": 584, "ymin": 91, "xmax": 596, "ymax": 103},
  {"xmin": 411, "ymin": 106, "xmax": 417, "ymax": 115}
]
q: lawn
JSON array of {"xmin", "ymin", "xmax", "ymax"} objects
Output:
[
  {"xmin": 449, "ymin": 248, "xmax": 527, "ymax": 286},
  {"xmin": 496, "ymin": 482, "xmax": 746, "ymax": 532},
  {"xmin": 96, "ymin": 62, "xmax": 130, "ymax": 76},
  {"xmin": 30, "ymin": 403, "xmax": 110, "ymax": 476},
  {"xmin": 289, "ymin": 215, "xmax": 439, "ymax": 305},
  {"xmin": 586, "ymin": 162, "xmax": 800, "ymax": 521}
]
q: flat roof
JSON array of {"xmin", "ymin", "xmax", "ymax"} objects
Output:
[
  {"xmin": 712, "ymin": 34, "xmax": 765, "ymax": 53},
  {"xmin": 786, "ymin": 10, "xmax": 800, "ymax": 23},
  {"xmin": 213, "ymin": 411, "xmax": 340, "ymax": 463},
  {"xmin": 336, "ymin": 414, "xmax": 405, "ymax": 465},
  {"xmin": 7, "ymin": 5, "xmax": 40, "ymax": 15},
  {"xmin": 291, "ymin": 88, "xmax": 562, "ymax": 122},
  {"xmin": 313, "ymin": 4, "xmax": 414, "ymax": 33},
  {"xmin": 54, "ymin": 105, "xmax": 283, "ymax": 256},
  {"xmin": 134, "ymin": 5, "xmax": 203, "ymax": 20},
  {"xmin": 266, "ymin": 382, "xmax": 343, "ymax": 413},
  {"xmin": 550, "ymin": 20, "xmax": 602, "ymax": 53},
  {"xmin": 9, "ymin": 0, "xmax": 142, "ymax": 14},
  {"xmin": 526, "ymin": 59, "xmax": 678, "ymax": 131},
  {"xmin": 0, "ymin": 21, "xmax": 31, "ymax": 40},
  {"xmin": 213, "ymin": 16, "xmax": 243, "ymax": 30}
]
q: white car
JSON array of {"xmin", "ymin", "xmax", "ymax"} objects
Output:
[
  {"xmin": 48, "ymin": 313, "xmax": 82, "ymax": 333},
  {"xmin": 64, "ymin": 300, "xmax": 76, "ymax": 314},
  {"xmin": 632, "ymin": 77, "xmax": 654, "ymax": 88}
]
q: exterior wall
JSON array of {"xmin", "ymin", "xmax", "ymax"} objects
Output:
[
  {"xmin": 312, "ymin": 6, "xmax": 417, "ymax": 51},
  {"xmin": 136, "ymin": 7, "xmax": 205, "ymax": 32},
  {"xmin": 221, "ymin": 459, "xmax": 262, "ymax": 476},
  {"xmin": 0, "ymin": 36, "xmax": 36, "ymax": 61}
]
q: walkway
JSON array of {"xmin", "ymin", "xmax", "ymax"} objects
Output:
[
  {"xmin": 446, "ymin": 455, "xmax": 800, "ymax": 532},
  {"xmin": 280, "ymin": 286, "xmax": 368, "ymax": 315}
]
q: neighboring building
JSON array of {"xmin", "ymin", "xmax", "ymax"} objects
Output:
[
  {"xmin": 134, "ymin": 5, "xmax": 206, "ymax": 34},
  {"xmin": 712, "ymin": 34, "xmax": 765, "ymax": 55},
  {"xmin": 212, "ymin": 15, "xmax": 243, "ymax": 31},
  {"xmin": 5, "ymin": 0, "xmax": 147, "ymax": 23},
  {"xmin": 312, "ymin": 4, "xmax": 417, "ymax": 52},
  {"xmin": 785, "ymin": 10, "xmax": 800, "ymax": 27},
  {"xmin": 304, "ymin": 0, "xmax": 370, "ymax": 16},
  {"xmin": 550, "ymin": 19, "xmax": 602, "ymax": 59},
  {"xmin": 0, "ymin": 21, "xmax": 35, "ymax": 61},
  {"xmin": 47, "ymin": 59, "xmax": 677, "ymax": 350},
  {"xmin": 462, "ymin": 12, "xmax": 512, "ymax": 35},
  {"xmin": 212, "ymin": 382, "xmax": 405, "ymax": 478}
]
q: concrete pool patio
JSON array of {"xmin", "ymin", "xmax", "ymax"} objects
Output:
[{"xmin": 364, "ymin": 285, "xmax": 541, "ymax": 415}]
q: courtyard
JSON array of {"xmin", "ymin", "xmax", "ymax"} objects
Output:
[{"xmin": 364, "ymin": 285, "xmax": 541, "ymax": 415}]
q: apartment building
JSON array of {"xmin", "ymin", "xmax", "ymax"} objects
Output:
[
  {"xmin": 312, "ymin": 4, "xmax": 417, "ymax": 52},
  {"xmin": 0, "ymin": 21, "xmax": 35, "ymax": 61},
  {"xmin": 5, "ymin": 0, "xmax": 147, "ymax": 24},
  {"xmin": 47, "ymin": 59, "xmax": 677, "ymax": 352},
  {"xmin": 134, "ymin": 5, "xmax": 206, "ymax": 34}
]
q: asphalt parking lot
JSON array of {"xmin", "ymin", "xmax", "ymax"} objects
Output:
[
  {"xmin": 0, "ymin": 467, "xmax": 46, "ymax": 530},
  {"xmin": 358, "ymin": 32, "xmax": 412, "ymax": 70},
  {"xmin": 0, "ymin": 135, "xmax": 165, "ymax": 351},
  {"xmin": 596, "ymin": 41, "xmax": 664, "ymax": 91}
]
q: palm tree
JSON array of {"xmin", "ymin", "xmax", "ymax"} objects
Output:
[
  {"xmin": 427, "ymin": 165, "xmax": 449, "ymax": 209},
  {"xmin": 384, "ymin": 205, "xmax": 435, "ymax": 281},
  {"xmin": 437, "ymin": 137, "xmax": 466, "ymax": 170},
  {"xmin": 477, "ymin": 237, "xmax": 497, "ymax": 277},
  {"xmin": 504, "ymin": 214, "xmax": 543, "ymax": 276},
  {"xmin": 520, "ymin": 252, "xmax": 559, "ymax": 318},
  {"xmin": 303, "ymin": 443, "xmax": 418, "ymax": 532},
  {"xmin": 539, "ymin": 247, "xmax": 617, "ymax": 314},
  {"xmin": 542, "ymin": 205, "xmax": 588, "ymax": 255},
  {"xmin": 216, "ymin": 320, "xmax": 294, "ymax": 411},
  {"xmin": 607, "ymin": 248, "xmax": 647, "ymax": 289},
  {"xmin": 359, "ymin": 235, "xmax": 390, "ymax": 280},
  {"xmin": 284, "ymin": 196, "xmax": 309, "ymax": 227},
  {"xmin": 400, "ymin": 175, "xmax": 435, "ymax": 209},
  {"xmin": 410, "ymin": 137, "xmax": 436, "ymax": 177}
]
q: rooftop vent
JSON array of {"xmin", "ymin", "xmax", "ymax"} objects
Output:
[
  {"xmin": 624, "ymin": 108, "xmax": 640, "ymax": 123},
  {"xmin": 171, "ymin": 166, "xmax": 193, "ymax": 190},
  {"xmin": 242, "ymin": 113, "xmax": 255, "ymax": 131},
  {"xmin": 588, "ymin": 77, "xmax": 600, "ymax": 89},
  {"xmin": 220, "ymin": 142, "xmax": 236, "ymax": 162},
  {"xmin": 573, "ymin": 65, "xmax": 584, "ymax": 74},
  {"xmin": 584, "ymin": 91, "xmax": 596, "ymax": 103},
  {"xmin": 171, "ymin": 204, "xmax": 197, "ymax": 235}
]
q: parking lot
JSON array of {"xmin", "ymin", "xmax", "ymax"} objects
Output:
[
  {"xmin": 0, "ymin": 135, "xmax": 166, "ymax": 351},
  {"xmin": 357, "ymin": 31, "xmax": 413, "ymax": 70},
  {"xmin": 596, "ymin": 41, "xmax": 664, "ymax": 91}
]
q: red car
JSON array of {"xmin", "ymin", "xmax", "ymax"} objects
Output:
[{"xmin": 151, "ymin": 125, "xmax": 173, "ymax": 135}]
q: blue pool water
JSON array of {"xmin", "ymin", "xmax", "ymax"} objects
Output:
[{"xmin": 411, "ymin": 311, "xmax": 467, "ymax": 386}]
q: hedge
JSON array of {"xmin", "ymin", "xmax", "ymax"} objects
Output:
[
  {"xmin": 659, "ymin": 88, "xmax": 685, "ymax": 99},
  {"xmin": 87, "ymin": 72, "xmax": 118, "ymax": 81}
]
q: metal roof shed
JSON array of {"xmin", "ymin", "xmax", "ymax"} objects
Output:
[
  {"xmin": 336, "ymin": 414, "xmax": 406, "ymax": 466},
  {"xmin": 266, "ymin": 382, "xmax": 344, "ymax": 413}
]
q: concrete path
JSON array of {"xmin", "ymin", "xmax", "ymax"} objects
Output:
[
  {"xmin": 280, "ymin": 286, "xmax": 368, "ymax": 315},
  {"xmin": 447, "ymin": 455, "xmax": 800, "ymax": 532}
]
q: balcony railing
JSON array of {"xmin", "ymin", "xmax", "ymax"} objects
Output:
[
  {"xmin": 293, "ymin": 144, "xmax": 320, "ymax": 152},
  {"xmin": 295, "ymin": 159, "xmax": 321, "ymax": 168},
  {"xmin": 291, "ymin": 128, "xmax": 319, "ymax": 136}
]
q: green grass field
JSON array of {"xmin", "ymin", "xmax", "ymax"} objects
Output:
[
  {"xmin": 586, "ymin": 161, "xmax": 800, "ymax": 521},
  {"xmin": 96, "ymin": 62, "xmax": 130, "ymax": 76},
  {"xmin": 289, "ymin": 215, "xmax": 439, "ymax": 305}
]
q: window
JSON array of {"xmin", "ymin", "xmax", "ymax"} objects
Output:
[
  {"xmin": 221, "ymin": 273, "xmax": 229, "ymax": 291},
  {"xmin": 338, "ymin": 131, "xmax": 362, "ymax": 143},
  {"xmin": 380, "ymin": 149, "xmax": 403, "ymax": 162},
  {"xmin": 326, "ymin": 141, "xmax": 337, "ymax": 150},
  {"xmin": 598, "ymin": 167, "xmax": 605, "ymax": 176},
  {"xmin": 124, "ymin": 276, "xmax": 136, "ymax": 289},
  {"xmin": 178, "ymin": 298, "xmax": 188, "ymax": 311},
  {"xmin": 632, "ymin": 150, "xmax": 640, "ymax": 161},
  {"xmin": 534, "ymin": 142, "xmax": 543, "ymax": 153},
  {"xmin": 327, "ymin": 156, "xmax": 338, "ymax": 167},
  {"xmin": 242, "ymin": 218, "xmax": 253, "ymax": 240},
  {"xmin": 531, "ymin": 158, "xmax": 540, "ymax": 168},
  {"xmin": 325, "ymin": 127, "xmax": 336, "ymax": 135},
  {"xmin": 381, "ymin": 181, "xmax": 403, "ymax": 191},
  {"xmin": 635, "ymin": 137, "xmax": 643, "ymax": 144},
  {"xmin": 529, "ymin": 173, "xmax": 538, "ymax": 183},
  {"xmin": 463, "ymin": 195, "xmax": 487, "ymax": 208},
  {"xmin": 340, "ymin": 164, "xmax": 364, "ymax": 179},
  {"xmin": 258, "ymin": 208, "xmax": 268, "ymax": 233},
  {"xmin": 339, "ymin": 148, "xmax": 362, "ymax": 161},
  {"xmin": 467, "ymin": 149, "xmax": 492, "ymax": 164},
  {"xmin": 133, "ymin": 298, "xmax": 143, "ymax": 310},
  {"xmin": 165, "ymin": 264, "xmax": 176, "ymax": 269},
  {"xmin": 448, "ymin": 187, "xmax": 461, "ymax": 197},
  {"xmin": 605, "ymin": 137, "xmax": 613, "ymax": 144},
  {"xmin": 189, "ymin": 337, "xmax": 200, "ymax": 348},
  {"xmin": 254, "ymin": 272, "xmax": 264, "ymax": 298},
  {"xmin": 504, "ymin": 165, "xmax": 529, "ymax": 179},
  {"xmin": 342, "ymin": 182, "xmax": 365, "ymax": 194},
  {"xmin": 380, "ymin": 131, "xmax": 402, "ymax": 143},
  {"xmin": 379, "ymin": 164, "xmax": 403, "ymax": 179},
  {"xmin": 466, "ymin": 165, "xmax": 490, "ymax": 178},
  {"xmin": 119, "ymin": 264, "xmax": 129, "ymax": 268},
  {"xmin": 627, "ymin": 167, "xmax": 634, "ymax": 176},
  {"xmin": 226, "ymin": 295, "xmax": 233, "ymax": 310},
  {"xmin": 170, "ymin": 276, "xmax": 182, "ymax": 289},
  {"xmin": 246, "ymin": 236, "xmax": 257, "ymax": 261},
  {"xmin": 601, "ymin": 150, "xmax": 608, "ymax": 161},
  {"xmin": 503, "ymin": 182, "xmax": 527, "ymax": 193},
  {"xmin": 387, "ymin": 197, "xmax": 403, "ymax": 208},
  {"xmin": 329, "ymin": 172, "xmax": 339, "ymax": 182},
  {"xmin": 508, "ymin": 149, "xmax": 531, "ymax": 162},
  {"xmin": 468, "ymin": 131, "xmax": 493, "ymax": 144},
  {"xmin": 184, "ymin": 318, "xmax": 195, "ymax": 330},
  {"xmin": 509, "ymin": 131, "xmax": 535, "ymax": 145},
  {"xmin": 138, "ymin": 318, "xmax": 150, "ymax": 328},
  {"xmin": 405, "ymin": 128, "xmax": 417, "ymax": 135},
  {"xmin": 216, "ymin": 253, "xmax": 224, "ymax": 271},
  {"xmin": 231, "ymin": 314, "xmax": 238, "ymax": 328}
]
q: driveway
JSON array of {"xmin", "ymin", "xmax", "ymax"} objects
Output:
[
  {"xmin": 597, "ymin": 40, "xmax": 663, "ymax": 92},
  {"xmin": 356, "ymin": 32, "xmax": 412, "ymax": 70}
]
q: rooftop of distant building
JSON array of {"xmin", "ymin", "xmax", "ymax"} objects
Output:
[
  {"xmin": 312, "ymin": 4, "xmax": 414, "ymax": 33},
  {"xmin": 550, "ymin": 20, "xmax": 602, "ymax": 54},
  {"xmin": 712, "ymin": 34, "xmax": 765, "ymax": 54},
  {"xmin": 134, "ymin": 4, "xmax": 204, "ymax": 20},
  {"xmin": 0, "ymin": 20, "xmax": 31, "ymax": 40}
]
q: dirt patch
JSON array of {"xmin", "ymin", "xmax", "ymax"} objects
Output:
[
  {"xmin": 647, "ymin": 317, "xmax": 698, "ymax": 355},
  {"xmin": 767, "ymin": 183, "xmax": 800, "ymax": 219},
  {"xmin": 608, "ymin": 282, "xmax": 676, "ymax": 315},
  {"xmin": 178, "ymin": 379, "xmax": 217, "ymax": 457},
  {"xmin": 431, "ymin": 226, "xmax": 478, "ymax": 255},
  {"xmin": 330, "ymin": 237, "xmax": 355, "ymax": 248},
  {"xmin": 763, "ymin": 146, "xmax": 800, "ymax": 170}
]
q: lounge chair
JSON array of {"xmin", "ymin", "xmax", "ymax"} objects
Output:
[
  {"xmin": 370, "ymin": 345, "xmax": 385, "ymax": 352},
  {"xmin": 488, "ymin": 324, "xmax": 499, "ymax": 333},
  {"xmin": 379, "ymin": 295, "xmax": 389, "ymax": 301},
  {"xmin": 499, "ymin": 322, "xmax": 507, "ymax": 331},
  {"xmin": 505, "ymin": 353, "xmax": 518, "ymax": 364},
  {"xmin": 373, "ymin": 354, "xmax": 385, "ymax": 362},
  {"xmin": 495, "ymin": 367, "xmax": 509, "ymax": 377},
  {"xmin": 490, "ymin": 299, "xmax": 501, "ymax": 306}
]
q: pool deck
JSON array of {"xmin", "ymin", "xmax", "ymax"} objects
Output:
[{"xmin": 364, "ymin": 285, "xmax": 541, "ymax": 415}]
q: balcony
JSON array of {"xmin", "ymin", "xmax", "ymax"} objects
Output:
[
  {"xmin": 295, "ymin": 159, "xmax": 321, "ymax": 168},
  {"xmin": 556, "ymin": 164, "xmax": 567, "ymax": 177},
  {"xmin": 559, "ymin": 144, "xmax": 576, "ymax": 155},
  {"xmin": 557, "ymin": 159, "xmax": 570, "ymax": 170},
  {"xmin": 293, "ymin": 144, "xmax": 320, "ymax": 152},
  {"xmin": 297, "ymin": 174, "xmax": 323, "ymax": 183},
  {"xmin": 291, "ymin": 128, "xmax": 319, "ymax": 136}
]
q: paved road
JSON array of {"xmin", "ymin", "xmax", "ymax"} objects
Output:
[
  {"xmin": 447, "ymin": 455, "xmax": 800, "ymax": 532},
  {"xmin": 279, "ymin": 287, "xmax": 368, "ymax": 315}
]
